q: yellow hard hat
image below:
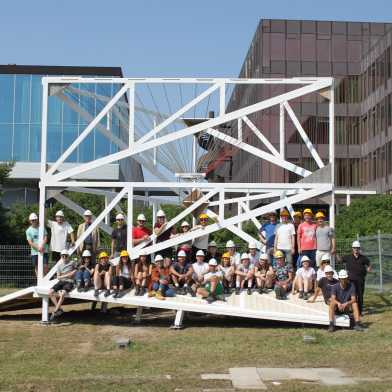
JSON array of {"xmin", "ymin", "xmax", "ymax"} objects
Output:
[
  {"xmin": 274, "ymin": 250, "xmax": 285, "ymax": 259},
  {"xmin": 99, "ymin": 251, "xmax": 109, "ymax": 259},
  {"xmin": 222, "ymin": 252, "xmax": 231, "ymax": 259},
  {"xmin": 293, "ymin": 211, "xmax": 302, "ymax": 217},
  {"xmin": 303, "ymin": 208, "xmax": 313, "ymax": 215},
  {"xmin": 120, "ymin": 250, "xmax": 129, "ymax": 258},
  {"xmin": 199, "ymin": 213, "xmax": 209, "ymax": 219},
  {"xmin": 315, "ymin": 211, "xmax": 325, "ymax": 219},
  {"xmin": 280, "ymin": 209, "xmax": 290, "ymax": 217}
]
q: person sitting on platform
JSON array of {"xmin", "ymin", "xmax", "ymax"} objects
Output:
[
  {"xmin": 254, "ymin": 253, "xmax": 275, "ymax": 294},
  {"xmin": 308, "ymin": 265, "xmax": 338, "ymax": 304},
  {"xmin": 149, "ymin": 254, "xmax": 163, "ymax": 295},
  {"xmin": 170, "ymin": 250, "xmax": 193, "ymax": 294},
  {"xmin": 49, "ymin": 249, "xmax": 76, "ymax": 321},
  {"xmin": 328, "ymin": 269, "xmax": 364, "ymax": 332},
  {"xmin": 134, "ymin": 252, "xmax": 150, "ymax": 296},
  {"xmin": 149, "ymin": 254, "xmax": 175, "ymax": 300},
  {"xmin": 292, "ymin": 255, "xmax": 316, "ymax": 300},
  {"xmin": 189, "ymin": 250, "xmax": 209, "ymax": 296},
  {"xmin": 235, "ymin": 253, "xmax": 255, "ymax": 295},
  {"xmin": 218, "ymin": 252, "xmax": 235, "ymax": 294},
  {"xmin": 112, "ymin": 250, "xmax": 133, "ymax": 298},
  {"xmin": 273, "ymin": 250, "xmax": 293, "ymax": 300},
  {"xmin": 93, "ymin": 251, "xmax": 113, "ymax": 298},
  {"xmin": 197, "ymin": 258, "xmax": 224, "ymax": 303},
  {"xmin": 316, "ymin": 254, "xmax": 338, "ymax": 281},
  {"xmin": 226, "ymin": 240, "xmax": 241, "ymax": 266},
  {"xmin": 75, "ymin": 249, "xmax": 95, "ymax": 292}
]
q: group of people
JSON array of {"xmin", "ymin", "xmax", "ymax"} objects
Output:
[{"xmin": 26, "ymin": 208, "xmax": 372, "ymax": 331}]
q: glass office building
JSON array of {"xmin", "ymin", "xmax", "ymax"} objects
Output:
[{"xmin": 0, "ymin": 65, "xmax": 143, "ymax": 205}]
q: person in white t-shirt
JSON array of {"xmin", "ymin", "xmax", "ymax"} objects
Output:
[
  {"xmin": 226, "ymin": 240, "xmax": 241, "ymax": 266},
  {"xmin": 293, "ymin": 255, "xmax": 316, "ymax": 300},
  {"xmin": 248, "ymin": 242, "xmax": 260, "ymax": 266},
  {"xmin": 47, "ymin": 210, "xmax": 74, "ymax": 262},
  {"xmin": 197, "ymin": 259, "xmax": 224, "ymax": 303},
  {"xmin": 190, "ymin": 250, "xmax": 209, "ymax": 296},
  {"xmin": 235, "ymin": 253, "xmax": 255, "ymax": 295},
  {"xmin": 274, "ymin": 209, "xmax": 295, "ymax": 268},
  {"xmin": 316, "ymin": 253, "xmax": 338, "ymax": 281}
]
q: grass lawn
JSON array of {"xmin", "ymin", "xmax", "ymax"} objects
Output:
[{"xmin": 0, "ymin": 290, "xmax": 391, "ymax": 391}]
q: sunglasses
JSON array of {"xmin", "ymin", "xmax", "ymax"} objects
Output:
[{"xmin": 200, "ymin": 218, "xmax": 208, "ymax": 222}]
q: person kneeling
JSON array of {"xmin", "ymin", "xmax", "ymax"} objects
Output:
[
  {"xmin": 112, "ymin": 250, "xmax": 133, "ymax": 298},
  {"xmin": 197, "ymin": 259, "xmax": 223, "ymax": 303},
  {"xmin": 49, "ymin": 249, "xmax": 76, "ymax": 321},
  {"xmin": 328, "ymin": 270, "xmax": 364, "ymax": 332}
]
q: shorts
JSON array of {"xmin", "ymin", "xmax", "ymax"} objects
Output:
[
  {"xmin": 32, "ymin": 254, "xmax": 49, "ymax": 266},
  {"xmin": 205, "ymin": 281, "xmax": 223, "ymax": 295},
  {"xmin": 52, "ymin": 280, "xmax": 74, "ymax": 293}
]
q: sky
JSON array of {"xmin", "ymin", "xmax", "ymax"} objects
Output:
[{"xmin": 1, "ymin": 0, "xmax": 391, "ymax": 78}]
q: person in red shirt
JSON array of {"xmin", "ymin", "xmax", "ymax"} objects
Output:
[
  {"xmin": 297, "ymin": 208, "xmax": 317, "ymax": 269},
  {"xmin": 132, "ymin": 214, "xmax": 152, "ymax": 246}
]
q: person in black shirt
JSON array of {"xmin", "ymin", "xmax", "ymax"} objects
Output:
[
  {"xmin": 111, "ymin": 213, "xmax": 127, "ymax": 258},
  {"xmin": 328, "ymin": 269, "xmax": 364, "ymax": 332},
  {"xmin": 342, "ymin": 240, "xmax": 371, "ymax": 314},
  {"xmin": 308, "ymin": 265, "xmax": 338, "ymax": 304}
]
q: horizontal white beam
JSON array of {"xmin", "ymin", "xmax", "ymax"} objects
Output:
[{"xmin": 335, "ymin": 189, "xmax": 377, "ymax": 195}]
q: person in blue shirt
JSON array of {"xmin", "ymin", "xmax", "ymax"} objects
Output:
[{"xmin": 259, "ymin": 212, "xmax": 277, "ymax": 264}]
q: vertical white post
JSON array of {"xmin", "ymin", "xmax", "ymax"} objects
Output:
[
  {"xmin": 192, "ymin": 135, "xmax": 196, "ymax": 172},
  {"xmin": 346, "ymin": 194, "xmax": 351, "ymax": 206},
  {"xmin": 238, "ymin": 202, "xmax": 242, "ymax": 230},
  {"xmin": 279, "ymin": 103, "xmax": 285, "ymax": 159},
  {"xmin": 127, "ymin": 186, "xmax": 133, "ymax": 253},
  {"xmin": 238, "ymin": 118, "xmax": 243, "ymax": 142},
  {"xmin": 219, "ymin": 82, "xmax": 225, "ymax": 116},
  {"xmin": 219, "ymin": 190, "xmax": 224, "ymax": 222},
  {"xmin": 153, "ymin": 117, "xmax": 157, "ymax": 166},
  {"xmin": 128, "ymin": 82, "xmax": 135, "ymax": 148},
  {"xmin": 329, "ymin": 81, "xmax": 335, "ymax": 229},
  {"xmin": 377, "ymin": 229, "xmax": 383, "ymax": 292},
  {"xmin": 104, "ymin": 195, "xmax": 110, "ymax": 225}
]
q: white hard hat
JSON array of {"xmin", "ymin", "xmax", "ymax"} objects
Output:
[
  {"xmin": 321, "ymin": 253, "xmax": 330, "ymax": 262},
  {"xmin": 177, "ymin": 250, "xmax": 187, "ymax": 258},
  {"xmin": 55, "ymin": 210, "xmax": 64, "ymax": 217},
  {"xmin": 241, "ymin": 252, "xmax": 250, "ymax": 260},
  {"xmin": 352, "ymin": 240, "xmax": 361, "ymax": 248},
  {"xmin": 196, "ymin": 250, "xmax": 205, "ymax": 257},
  {"xmin": 301, "ymin": 255, "xmax": 310, "ymax": 263},
  {"xmin": 82, "ymin": 249, "xmax": 91, "ymax": 257},
  {"xmin": 116, "ymin": 213, "xmax": 125, "ymax": 220},
  {"xmin": 154, "ymin": 254, "xmax": 164, "ymax": 262},
  {"xmin": 248, "ymin": 242, "xmax": 257, "ymax": 249},
  {"xmin": 60, "ymin": 249, "xmax": 69, "ymax": 256},
  {"xmin": 338, "ymin": 269, "xmax": 349, "ymax": 279},
  {"xmin": 137, "ymin": 213, "xmax": 146, "ymax": 221},
  {"xmin": 208, "ymin": 241, "xmax": 217, "ymax": 247},
  {"xmin": 226, "ymin": 240, "xmax": 235, "ymax": 248},
  {"xmin": 181, "ymin": 220, "xmax": 190, "ymax": 227},
  {"xmin": 324, "ymin": 265, "xmax": 334, "ymax": 273},
  {"xmin": 156, "ymin": 210, "xmax": 166, "ymax": 217},
  {"xmin": 259, "ymin": 253, "xmax": 269, "ymax": 261},
  {"xmin": 83, "ymin": 209, "xmax": 93, "ymax": 216},
  {"xmin": 208, "ymin": 258, "xmax": 218, "ymax": 266},
  {"xmin": 29, "ymin": 212, "xmax": 38, "ymax": 221}
]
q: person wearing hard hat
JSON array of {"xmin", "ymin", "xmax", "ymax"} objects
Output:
[
  {"xmin": 274, "ymin": 209, "xmax": 296, "ymax": 269},
  {"xmin": 315, "ymin": 211, "xmax": 335, "ymax": 268},
  {"xmin": 149, "ymin": 254, "xmax": 175, "ymax": 300},
  {"xmin": 308, "ymin": 265, "xmax": 339, "ymax": 304},
  {"xmin": 273, "ymin": 250, "xmax": 293, "ymax": 300},
  {"xmin": 297, "ymin": 208, "xmax": 317, "ymax": 269},
  {"xmin": 341, "ymin": 241, "xmax": 371, "ymax": 315},
  {"xmin": 206, "ymin": 240, "xmax": 221, "ymax": 262},
  {"xmin": 93, "ymin": 251, "xmax": 113, "ymax": 298},
  {"xmin": 76, "ymin": 209, "xmax": 100, "ymax": 262},
  {"xmin": 134, "ymin": 252, "xmax": 151, "ymax": 296},
  {"xmin": 254, "ymin": 253, "xmax": 275, "ymax": 294},
  {"xmin": 191, "ymin": 213, "xmax": 211, "ymax": 258},
  {"xmin": 170, "ymin": 250, "xmax": 193, "ymax": 295},
  {"xmin": 218, "ymin": 252, "xmax": 235, "ymax": 294},
  {"xmin": 110, "ymin": 213, "xmax": 127, "ymax": 259},
  {"xmin": 75, "ymin": 249, "xmax": 95, "ymax": 292},
  {"xmin": 292, "ymin": 211, "xmax": 302, "ymax": 270},
  {"xmin": 189, "ymin": 250, "xmax": 209, "ymax": 296},
  {"xmin": 47, "ymin": 210, "xmax": 75, "ymax": 263},
  {"xmin": 26, "ymin": 212, "xmax": 49, "ymax": 276},
  {"xmin": 328, "ymin": 269, "xmax": 364, "ymax": 332},
  {"xmin": 292, "ymin": 255, "xmax": 316, "ymax": 300},
  {"xmin": 225, "ymin": 240, "xmax": 241, "ymax": 266},
  {"xmin": 49, "ymin": 249, "xmax": 77, "ymax": 321},
  {"xmin": 248, "ymin": 242, "xmax": 260, "ymax": 267},
  {"xmin": 154, "ymin": 209, "xmax": 176, "ymax": 259},
  {"xmin": 316, "ymin": 253, "xmax": 338, "ymax": 282},
  {"xmin": 235, "ymin": 253, "xmax": 255, "ymax": 295},
  {"xmin": 132, "ymin": 213, "xmax": 152, "ymax": 246},
  {"xmin": 111, "ymin": 250, "xmax": 133, "ymax": 298},
  {"xmin": 174, "ymin": 221, "xmax": 193, "ymax": 256},
  {"xmin": 259, "ymin": 211, "xmax": 277, "ymax": 263},
  {"xmin": 197, "ymin": 258, "xmax": 224, "ymax": 303}
]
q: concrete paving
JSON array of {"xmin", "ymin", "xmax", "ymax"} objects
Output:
[{"xmin": 229, "ymin": 368, "xmax": 267, "ymax": 390}]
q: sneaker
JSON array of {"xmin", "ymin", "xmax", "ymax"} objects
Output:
[
  {"xmin": 83, "ymin": 286, "xmax": 90, "ymax": 292},
  {"xmin": 76, "ymin": 283, "xmax": 83, "ymax": 292},
  {"xmin": 49, "ymin": 312, "xmax": 56, "ymax": 321},
  {"xmin": 353, "ymin": 323, "xmax": 366, "ymax": 332},
  {"xmin": 134, "ymin": 286, "xmax": 140, "ymax": 296},
  {"xmin": 155, "ymin": 291, "xmax": 166, "ymax": 300},
  {"xmin": 299, "ymin": 291, "xmax": 304, "ymax": 299},
  {"xmin": 247, "ymin": 288, "xmax": 252, "ymax": 295},
  {"xmin": 56, "ymin": 309, "xmax": 64, "ymax": 316},
  {"xmin": 328, "ymin": 324, "xmax": 336, "ymax": 332},
  {"xmin": 235, "ymin": 287, "xmax": 241, "ymax": 295},
  {"xmin": 113, "ymin": 290, "xmax": 120, "ymax": 299},
  {"xmin": 303, "ymin": 292, "xmax": 310, "ymax": 300},
  {"xmin": 189, "ymin": 287, "xmax": 196, "ymax": 297},
  {"xmin": 139, "ymin": 287, "xmax": 146, "ymax": 296},
  {"xmin": 148, "ymin": 290, "xmax": 157, "ymax": 298},
  {"xmin": 94, "ymin": 289, "xmax": 100, "ymax": 297},
  {"xmin": 206, "ymin": 294, "xmax": 217, "ymax": 304},
  {"xmin": 104, "ymin": 289, "xmax": 111, "ymax": 297}
]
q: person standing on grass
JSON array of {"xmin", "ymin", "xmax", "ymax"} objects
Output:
[
  {"xmin": 111, "ymin": 213, "xmax": 127, "ymax": 259},
  {"xmin": 49, "ymin": 249, "xmax": 76, "ymax": 321},
  {"xmin": 132, "ymin": 213, "xmax": 151, "ymax": 246},
  {"xmin": 259, "ymin": 212, "xmax": 277, "ymax": 263},
  {"xmin": 315, "ymin": 211, "xmax": 335, "ymax": 267},
  {"xmin": 47, "ymin": 210, "xmax": 75, "ymax": 263},
  {"xmin": 342, "ymin": 241, "xmax": 371, "ymax": 315},
  {"xmin": 297, "ymin": 208, "xmax": 317, "ymax": 269},
  {"xmin": 274, "ymin": 209, "xmax": 295, "ymax": 267},
  {"xmin": 328, "ymin": 270, "xmax": 364, "ymax": 332},
  {"xmin": 76, "ymin": 209, "xmax": 100, "ymax": 262},
  {"xmin": 26, "ymin": 212, "xmax": 49, "ymax": 277}
]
